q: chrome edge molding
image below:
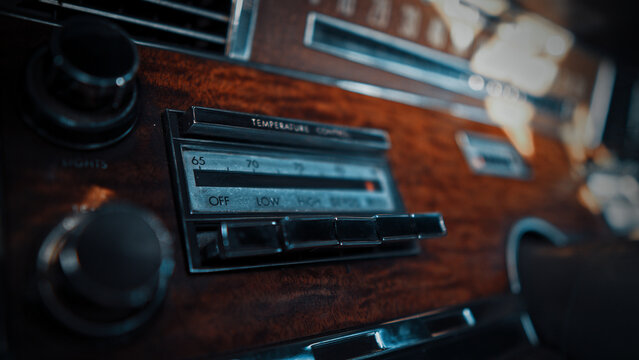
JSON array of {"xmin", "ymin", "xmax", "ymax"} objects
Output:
[
  {"xmin": 336, "ymin": 80, "xmax": 491, "ymax": 124},
  {"xmin": 506, "ymin": 218, "xmax": 569, "ymax": 346},
  {"xmin": 0, "ymin": 10, "xmax": 61, "ymax": 27},
  {"xmin": 304, "ymin": 12, "xmax": 479, "ymax": 99},
  {"xmin": 40, "ymin": 1, "xmax": 227, "ymax": 44},
  {"xmin": 456, "ymin": 131, "xmax": 532, "ymax": 179},
  {"xmin": 227, "ymin": 0, "xmax": 260, "ymax": 60},
  {"xmin": 506, "ymin": 217, "xmax": 569, "ymax": 295},
  {"xmin": 303, "ymin": 12, "xmax": 572, "ymax": 124},
  {"xmin": 586, "ymin": 59, "xmax": 616, "ymax": 149},
  {"xmin": 228, "ymin": 296, "xmax": 530, "ymax": 359},
  {"xmin": 520, "ymin": 312, "xmax": 540, "ymax": 346},
  {"xmin": 143, "ymin": 0, "xmax": 229, "ymax": 22}
]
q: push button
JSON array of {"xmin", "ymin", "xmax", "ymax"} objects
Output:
[
  {"xmin": 412, "ymin": 213, "xmax": 447, "ymax": 238},
  {"xmin": 198, "ymin": 229, "xmax": 221, "ymax": 262},
  {"xmin": 281, "ymin": 216, "xmax": 339, "ymax": 250},
  {"xmin": 374, "ymin": 214, "xmax": 416, "ymax": 242},
  {"xmin": 220, "ymin": 221, "xmax": 282, "ymax": 259},
  {"xmin": 335, "ymin": 217, "xmax": 381, "ymax": 247}
]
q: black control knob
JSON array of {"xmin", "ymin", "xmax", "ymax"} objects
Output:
[
  {"xmin": 37, "ymin": 203, "xmax": 174, "ymax": 337},
  {"xmin": 24, "ymin": 17, "xmax": 139, "ymax": 149}
]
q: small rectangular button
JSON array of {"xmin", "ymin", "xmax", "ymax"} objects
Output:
[
  {"xmin": 281, "ymin": 217, "xmax": 339, "ymax": 250},
  {"xmin": 412, "ymin": 213, "xmax": 447, "ymax": 238},
  {"xmin": 221, "ymin": 221, "xmax": 282, "ymax": 258},
  {"xmin": 197, "ymin": 229, "xmax": 221, "ymax": 262},
  {"xmin": 335, "ymin": 217, "xmax": 381, "ymax": 247},
  {"xmin": 375, "ymin": 214, "xmax": 416, "ymax": 242}
]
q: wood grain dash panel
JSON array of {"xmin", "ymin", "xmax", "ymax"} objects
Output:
[{"xmin": 0, "ymin": 16, "xmax": 612, "ymax": 359}]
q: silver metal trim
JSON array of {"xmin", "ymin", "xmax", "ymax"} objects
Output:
[
  {"xmin": 303, "ymin": 12, "xmax": 575, "ymax": 124},
  {"xmin": 586, "ymin": 59, "xmax": 616, "ymax": 149},
  {"xmin": 310, "ymin": 330, "xmax": 385, "ymax": 353},
  {"xmin": 373, "ymin": 331, "xmax": 387, "ymax": 350},
  {"xmin": 44, "ymin": 2, "xmax": 227, "ymax": 45},
  {"xmin": 0, "ymin": 10, "xmax": 61, "ymax": 27},
  {"xmin": 304, "ymin": 12, "xmax": 480, "ymax": 99},
  {"xmin": 141, "ymin": 0, "xmax": 230, "ymax": 23},
  {"xmin": 336, "ymin": 80, "xmax": 491, "ymax": 124},
  {"xmin": 505, "ymin": 217, "xmax": 569, "ymax": 295},
  {"xmin": 520, "ymin": 312, "xmax": 539, "ymax": 346},
  {"xmin": 182, "ymin": 105, "xmax": 391, "ymax": 151},
  {"xmin": 429, "ymin": 309, "xmax": 476, "ymax": 337},
  {"xmin": 462, "ymin": 307, "xmax": 476, "ymax": 326},
  {"xmin": 226, "ymin": 0, "xmax": 260, "ymax": 60},
  {"xmin": 506, "ymin": 218, "xmax": 570, "ymax": 347},
  {"xmin": 456, "ymin": 131, "xmax": 531, "ymax": 179},
  {"xmin": 230, "ymin": 296, "xmax": 529, "ymax": 359}
]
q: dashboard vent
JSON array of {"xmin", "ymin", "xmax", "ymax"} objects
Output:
[{"xmin": 16, "ymin": 0, "xmax": 232, "ymax": 54}]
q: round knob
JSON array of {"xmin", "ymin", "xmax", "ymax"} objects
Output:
[
  {"xmin": 37, "ymin": 203, "xmax": 174, "ymax": 337},
  {"xmin": 24, "ymin": 17, "xmax": 139, "ymax": 149}
]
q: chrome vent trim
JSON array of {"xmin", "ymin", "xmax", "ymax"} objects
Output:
[
  {"xmin": 304, "ymin": 12, "xmax": 570, "ymax": 120},
  {"xmin": 16, "ymin": 0, "xmax": 233, "ymax": 54},
  {"xmin": 226, "ymin": 0, "xmax": 259, "ymax": 60}
]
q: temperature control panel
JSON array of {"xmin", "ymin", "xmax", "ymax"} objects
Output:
[
  {"xmin": 165, "ymin": 107, "xmax": 446, "ymax": 272},
  {"xmin": 180, "ymin": 149, "xmax": 395, "ymax": 214}
]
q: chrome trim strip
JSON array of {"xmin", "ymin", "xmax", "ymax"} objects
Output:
[
  {"xmin": 456, "ymin": 131, "xmax": 532, "ymax": 179},
  {"xmin": 373, "ymin": 331, "xmax": 387, "ymax": 350},
  {"xmin": 586, "ymin": 59, "xmax": 616, "ymax": 149},
  {"xmin": 228, "ymin": 296, "xmax": 529, "ymax": 359},
  {"xmin": 0, "ymin": 10, "xmax": 61, "ymax": 27},
  {"xmin": 141, "ymin": 0, "xmax": 230, "ymax": 22},
  {"xmin": 226, "ymin": 0, "xmax": 260, "ymax": 60},
  {"xmin": 310, "ymin": 330, "xmax": 385, "ymax": 353},
  {"xmin": 303, "ymin": 12, "xmax": 572, "ymax": 123},
  {"xmin": 505, "ymin": 217, "xmax": 569, "ymax": 295},
  {"xmin": 520, "ymin": 312, "xmax": 539, "ymax": 346},
  {"xmin": 336, "ymin": 80, "xmax": 491, "ymax": 124},
  {"xmin": 47, "ymin": 2, "xmax": 227, "ymax": 45},
  {"xmin": 506, "ymin": 218, "xmax": 569, "ymax": 347},
  {"xmin": 462, "ymin": 307, "xmax": 476, "ymax": 326},
  {"xmin": 304, "ymin": 12, "xmax": 480, "ymax": 99},
  {"xmin": 182, "ymin": 105, "xmax": 391, "ymax": 151}
]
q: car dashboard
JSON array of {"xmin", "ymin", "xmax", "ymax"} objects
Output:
[{"xmin": 1, "ymin": 1, "xmax": 637, "ymax": 359}]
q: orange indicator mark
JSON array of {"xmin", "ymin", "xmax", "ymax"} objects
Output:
[{"xmin": 365, "ymin": 181, "xmax": 376, "ymax": 192}]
